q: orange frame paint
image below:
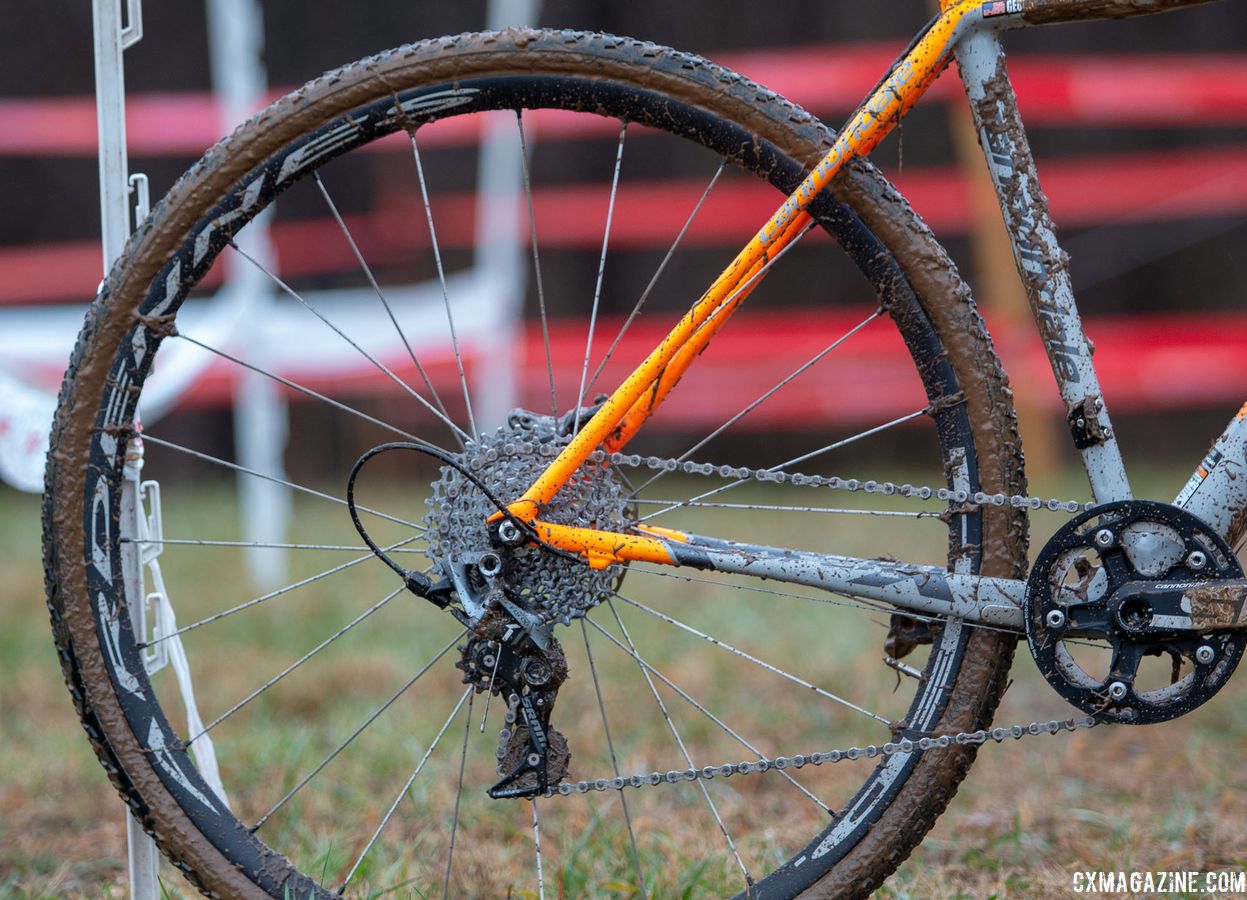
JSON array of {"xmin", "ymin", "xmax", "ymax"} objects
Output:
[{"xmin": 491, "ymin": 0, "xmax": 984, "ymax": 567}]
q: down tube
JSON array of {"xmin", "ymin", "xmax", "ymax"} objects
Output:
[{"xmin": 953, "ymin": 28, "xmax": 1131, "ymax": 504}]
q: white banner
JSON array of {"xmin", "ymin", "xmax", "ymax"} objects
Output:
[{"xmin": 0, "ymin": 372, "xmax": 55, "ymax": 493}]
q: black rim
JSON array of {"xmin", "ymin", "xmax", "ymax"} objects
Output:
[{"xmin": 78, "ymin": 68, "xmax": 987, "ymax": 897}]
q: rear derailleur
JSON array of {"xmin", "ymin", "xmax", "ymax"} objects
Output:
[{"xmin": 458, "ymin": 625, "xmax": 571, "ymax": 799}]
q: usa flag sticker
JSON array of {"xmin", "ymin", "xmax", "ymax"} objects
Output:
[{"xmin": 982, "ymin": 0, "xmax": 1024, "ymax": 17}]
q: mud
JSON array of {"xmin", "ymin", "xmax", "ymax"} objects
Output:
[
  {"xmin": 973, "ymin": 56, "xmax": 1076, "ymax": 357},
  {"xmin": 1186, "ymin": 584, "xmax": 1247, "ymax": 630},
  {"xmin": 46, "ymin": 26, "xmax": 1027, "ymax": 898}
]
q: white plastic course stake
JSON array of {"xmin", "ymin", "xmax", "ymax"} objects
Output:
[
  {"xmin": 90, "ymin": 2, "xmax": 198, "ymax": 897},
  {"xmin": 90, "ymin": 0, "xmax": 165, "ymax": 893}
]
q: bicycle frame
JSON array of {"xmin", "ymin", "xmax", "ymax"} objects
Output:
[{"xmin": 488, "ymin": 0, "xmax": 1245, "ymax": 630}]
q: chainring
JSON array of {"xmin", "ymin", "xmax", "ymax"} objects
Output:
[{"xmin": 1024, "ymin": 500, "xmax": 1246, "ymax": 724}]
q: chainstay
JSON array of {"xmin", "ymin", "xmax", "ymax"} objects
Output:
[{"xmin": 542, "ymin": 715, "xmax": 1099, "ymax": 798}]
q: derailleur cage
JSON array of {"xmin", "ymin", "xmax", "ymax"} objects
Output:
[{"xmin": 457, "ymin": 631, "xmax": 571, "ymax": 799}]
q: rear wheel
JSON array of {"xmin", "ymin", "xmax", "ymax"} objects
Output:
[{"xmin": 43, "ymin": 28, "xmax": 1026, "ymax": 898}]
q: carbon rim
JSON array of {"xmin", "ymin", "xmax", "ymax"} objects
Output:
[{"xmin": 60, "ymin": 56, "xmax": 999, "ymax": 897}]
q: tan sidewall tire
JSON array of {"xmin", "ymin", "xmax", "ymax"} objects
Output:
[{"xmin": 44, "ymin": 29, "xmax": 1025, "ymax": 898}]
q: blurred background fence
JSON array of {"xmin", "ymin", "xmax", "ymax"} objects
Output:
[
  {"xmin": 2, "ymin": 0, "xmax": 1246, "ymax": 490},
  {"xmin": 2, "ymin": 3, "xmax": 1247, "ymax": 894}
]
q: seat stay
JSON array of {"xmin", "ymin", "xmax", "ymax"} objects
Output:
[
  {"xmin": 500, "ymin": 0, "xmax": 1218, "ymax": 576},
  {"xmin": 495, "ymin": 0, "xmax": 986, "ymax": 527}
]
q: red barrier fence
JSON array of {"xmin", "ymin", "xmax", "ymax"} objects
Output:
[
  {"xmin": 165, "ymin": 308, "xmax": 1247, "ymax": 427},
  {"xmin": 4, "ymin": 48, "xmax": 1247, "ymax": 156},
  {"xmin": 3, "ymin": 144, "xmax": 1246, "ymax": 307},
  {"xmin": 2, "ymin": 44, "xmax": 1243, "ymax": 420}
]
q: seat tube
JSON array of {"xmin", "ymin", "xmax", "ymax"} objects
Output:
[{"xmin": 953, "ymin": 28, "xmax": 1131, "ymax": 504}]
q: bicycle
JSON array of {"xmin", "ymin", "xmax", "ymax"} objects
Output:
[{"xmin": 42, "ymin": 0, "xmax": 1247, "ymax": 896}]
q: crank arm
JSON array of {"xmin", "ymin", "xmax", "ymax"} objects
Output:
[
  {"xmin": 1185, "ymin": 580, "xmax": 1247, "ymax": 630},
  {"xmin": 1108, "ymin": 578, "xmax": 1247, "ymax": 636}
]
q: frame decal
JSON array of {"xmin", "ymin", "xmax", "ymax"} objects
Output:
[{"xmin": 981, "ymin": 0, "xmax": 1025, "ymax": 17}]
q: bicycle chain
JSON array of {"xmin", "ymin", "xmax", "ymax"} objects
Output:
[
  {"xmin": 495, "ymin": 693, "xmax": 520, "ymax": 763},
  {"xmin": 481, "ymin": 438, "xmax": 1094, "ymax": 514},
  {"xmin": 593, "ymin": 448, "xmax": 1093, "ymax": 513},
  {"xmin": 457, "ymin": 437, "xmax": 1100, "ymax": 798},
  {"xmin": 542, "ymin": 715, "xmax": 1099, "ymax": 798}
]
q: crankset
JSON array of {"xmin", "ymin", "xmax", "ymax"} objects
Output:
[{"xmin": 1025, "ymin": 500, "xmax": 1247, "ymax": 724}]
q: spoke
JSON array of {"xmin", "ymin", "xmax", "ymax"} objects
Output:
[
  {"xmin": 585, "ymin": 161, "xmax": 726, "ymax": 398},
  {"xmin": 123, "ymin": 538, "xmax": 425, "ymax": 552},
  {"xmin": 140, "ymin": 537, "xmax": 420, "ymax": 648},
  {"xmin": 596, "ymin": 602, "xmax": 834, "ymax": 815},
  {"xmin": 312, "ymin": 172, "xmax": 468, "ymax": 448},
  {"xmin": 340, "ymin": 687, "xmax": 472, "ymax": 892},
  {"xmin": 187, "ymin": 586, "xmax": 403, "ymax": 744},
  {"xmin": 580, "ymin": 195, "xmax": 812, "ymax": 457},
  {"xmin": 515, "ymin": 110, "xmax": 557, "ymax": 417},
  {"xmin": 411, "ymin": 132, "xmax": 477, "ymax": 438},
  {"xmin": 140, "ymin": 434, "xmax": 425, "ymax": 532},
  {"xmin": 531, "ymin": 798, "xmax": 546, "ymax": 900},
  {"xmin": 579, "ymin": 619, "xmax": 645, "ymax": 893},
  {"xmin": 630, "ymin": 498, "xmax": 935, "ymax": 518},
  {"xmin": 595, "ymin": 602, "xmax": 752, "ymax": 887},
  {"xmin": 633, "ymin": 408, "xmax": 928, "ymax": 524},
  {"xmin": 630, "ymin": 309, "xmax": 883, "ymax": 498},
  {"xmin": 252, "ymin": 631, "xmax": 466, "ymax": 831},
  {"xmin": 442, "ymin": 691, "xmax": 474, "ymax": 900},
  {"xmin": 174, "ymin": 332, "xmax": 424, "ymax": 445},
  {"xmin": 573, "ymin": 123, "xmax": 628, "ymax": 435},
  {"xmin": 756, "ymin": 409, "xmax": 929, "ymax": 477},
  {"xmin": 562, "ymin": 213, "xmax": 813, "ymax": 461},
  {"xmin": 582, "ymin": 215, "xmax": 814, "ymax": 465},
  {"xmin": 617, "ymin": 594, "xmax": 888, "ymax": 727},
  {"xmin": 228, "ymin": 239, "xmax": 469, "ymax": 444}
]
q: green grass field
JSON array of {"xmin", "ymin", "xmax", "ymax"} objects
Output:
[{"xmin": 3, "ymin": 468, "xmax": 1245, "ymax": 898}]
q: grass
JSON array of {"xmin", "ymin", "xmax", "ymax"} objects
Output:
[{"xmin": 2, "ymin": 465, "xmax": 1246, "ymax": 898}]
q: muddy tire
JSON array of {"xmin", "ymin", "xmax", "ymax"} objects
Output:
[{"xmin": 43, "ymin": 28, "xmax": 1026, "ymax": 898}]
